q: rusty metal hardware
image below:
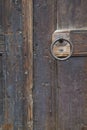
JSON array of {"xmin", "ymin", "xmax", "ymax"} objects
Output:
[
  {"xmin": 51, "ymin": 37, "xmax": 73, "ymax": 60},
  {"xmin": 51, "ymin": 29, "xmax": 87, "ymax": 60}
]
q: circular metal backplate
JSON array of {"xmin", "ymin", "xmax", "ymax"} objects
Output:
[{"xmin": 51, "ymin": 38, "xmax": 73, "ymax": 60}]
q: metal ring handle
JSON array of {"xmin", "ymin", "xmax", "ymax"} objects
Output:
[{"xmin": 51, "ymin": 38, "xmax": 73, "ymax": 61}]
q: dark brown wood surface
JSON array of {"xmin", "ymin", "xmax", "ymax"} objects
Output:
[
  {"xmin": 57, "ymin": 0, "xmax": 87, "ymax": 29},
  {"xmin": 33, "ymin": 0, "xmax": 57, "ymax": 130},
  {"xmin": 56, "ymin": 0, "xmax": 87, "ymax": 130},
  {"xmin": 1, "ymin": 0, "xmax": 87, "ymax": 130},
  {"xmin": 57, "ymin": 58, "xmax": 87, "ymax": 130},
  {"xmin": 4, "ymin": 0, "xmax": 25, "ymax": 129},
  {"xmin": 71, "ymin": 30, "xmax": 87, "ymax": 56},
  {"xmin": 22, "ymin": 0, "xmax": 33, "ymax": 130},
  {"xmin": 33, "ymin": 0, "xmax": 87, "ymax": 130},
  {"xmin": 0, "ymin": 0, "xmax": 33, "ymax": 130}
]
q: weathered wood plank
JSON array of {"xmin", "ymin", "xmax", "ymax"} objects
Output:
[
  {"xmin": 56, "ymin": 1, "xmax": 87, "ymax": 130},
  {"xmin": 0, "ymin": 0, "xmax": 33, "ymax": 130},
  {"xmin": 3, "ymin": 0, "xmax": 25, "ymax": 129},
  {"xmin": 0, "ymin": 56, "xmax": 4, "ymax": 125},
  {"xmin": 57, "ymin": 58, "xmax": 87, "ymax": 130},
  {"xmin": 33, "ymin": 0, "xmax": 57, "ymax": 130},
  {"xmin": 22, "ymin": 0, "xmax": 33, "ymax": 130},
  {"xmin": 57, "ymin": 0, "xmax": 87, "ymax": 29}
]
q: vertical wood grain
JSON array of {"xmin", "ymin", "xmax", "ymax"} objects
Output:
[
  {"xmin": 22, "ymin": 0, "xmax": 33, "ymax": 130},
  {"xmin": 56, "ymin": 1, "xmax": 87, "ymax": 130},
  {"xmin": 33, "ymin": 0, "xmax": 57, "ymax": 130},
  {"xmin": 0, "ymin": 0, "xmax": 33, "ymax": 130},
  {"xmin": 57, "ymin": 0, "xmax": 87, "ymax": 29},
  {"xmin": 2, "ymin": 0, "xmax": 26, "ymax": 130}
]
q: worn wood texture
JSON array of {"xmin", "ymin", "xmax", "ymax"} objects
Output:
[
  {"xmin": 52, "ymin": 43, "xmax": 70, "ymax": 58},
  {"xmin": 33, "ymin": 0, "xmax": 87, "ymax": 130},
  {"xmin": 71, "ymin": 30, "xmax": 87, "ymax": 56},
  {"xmin": 56, "ymin": 0, "xmax": 87, "ymax": 130},
  {"xmin": 22, "ymin": 0, "xmax": 33, "ymax": 130},
  {"xmin": 0, "ymin": 0, "xmax": 33, "ymax": 130},
  {"xmin": 57, "ymin": 0, "xmax": 87, "ymax": 29},
  {"xmin": 4, "ymin": 0, "xmax": 24, "ymax": 129},
  {"xmin": 33, "ymin": 0, "xmax": 57, "ymax": 130},
  {"xmin": 57, "ymin": 58, "xmax": 87, "ymax": 130},
  {"xmin": 1, "ymin": 0, "xmax": 87, "ymax": 130},
  {"xmin": 52, "ymin": 30, "xmax": 87, "ymax": 57}
]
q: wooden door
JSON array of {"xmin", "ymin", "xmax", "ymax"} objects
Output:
[
  {"xmin": 1, "ymin": 0, "xmax": 87, "ymax": 130},
  {"xmin": 33, "ymin": 0, "xmax": 87, "ymax": 130}
]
